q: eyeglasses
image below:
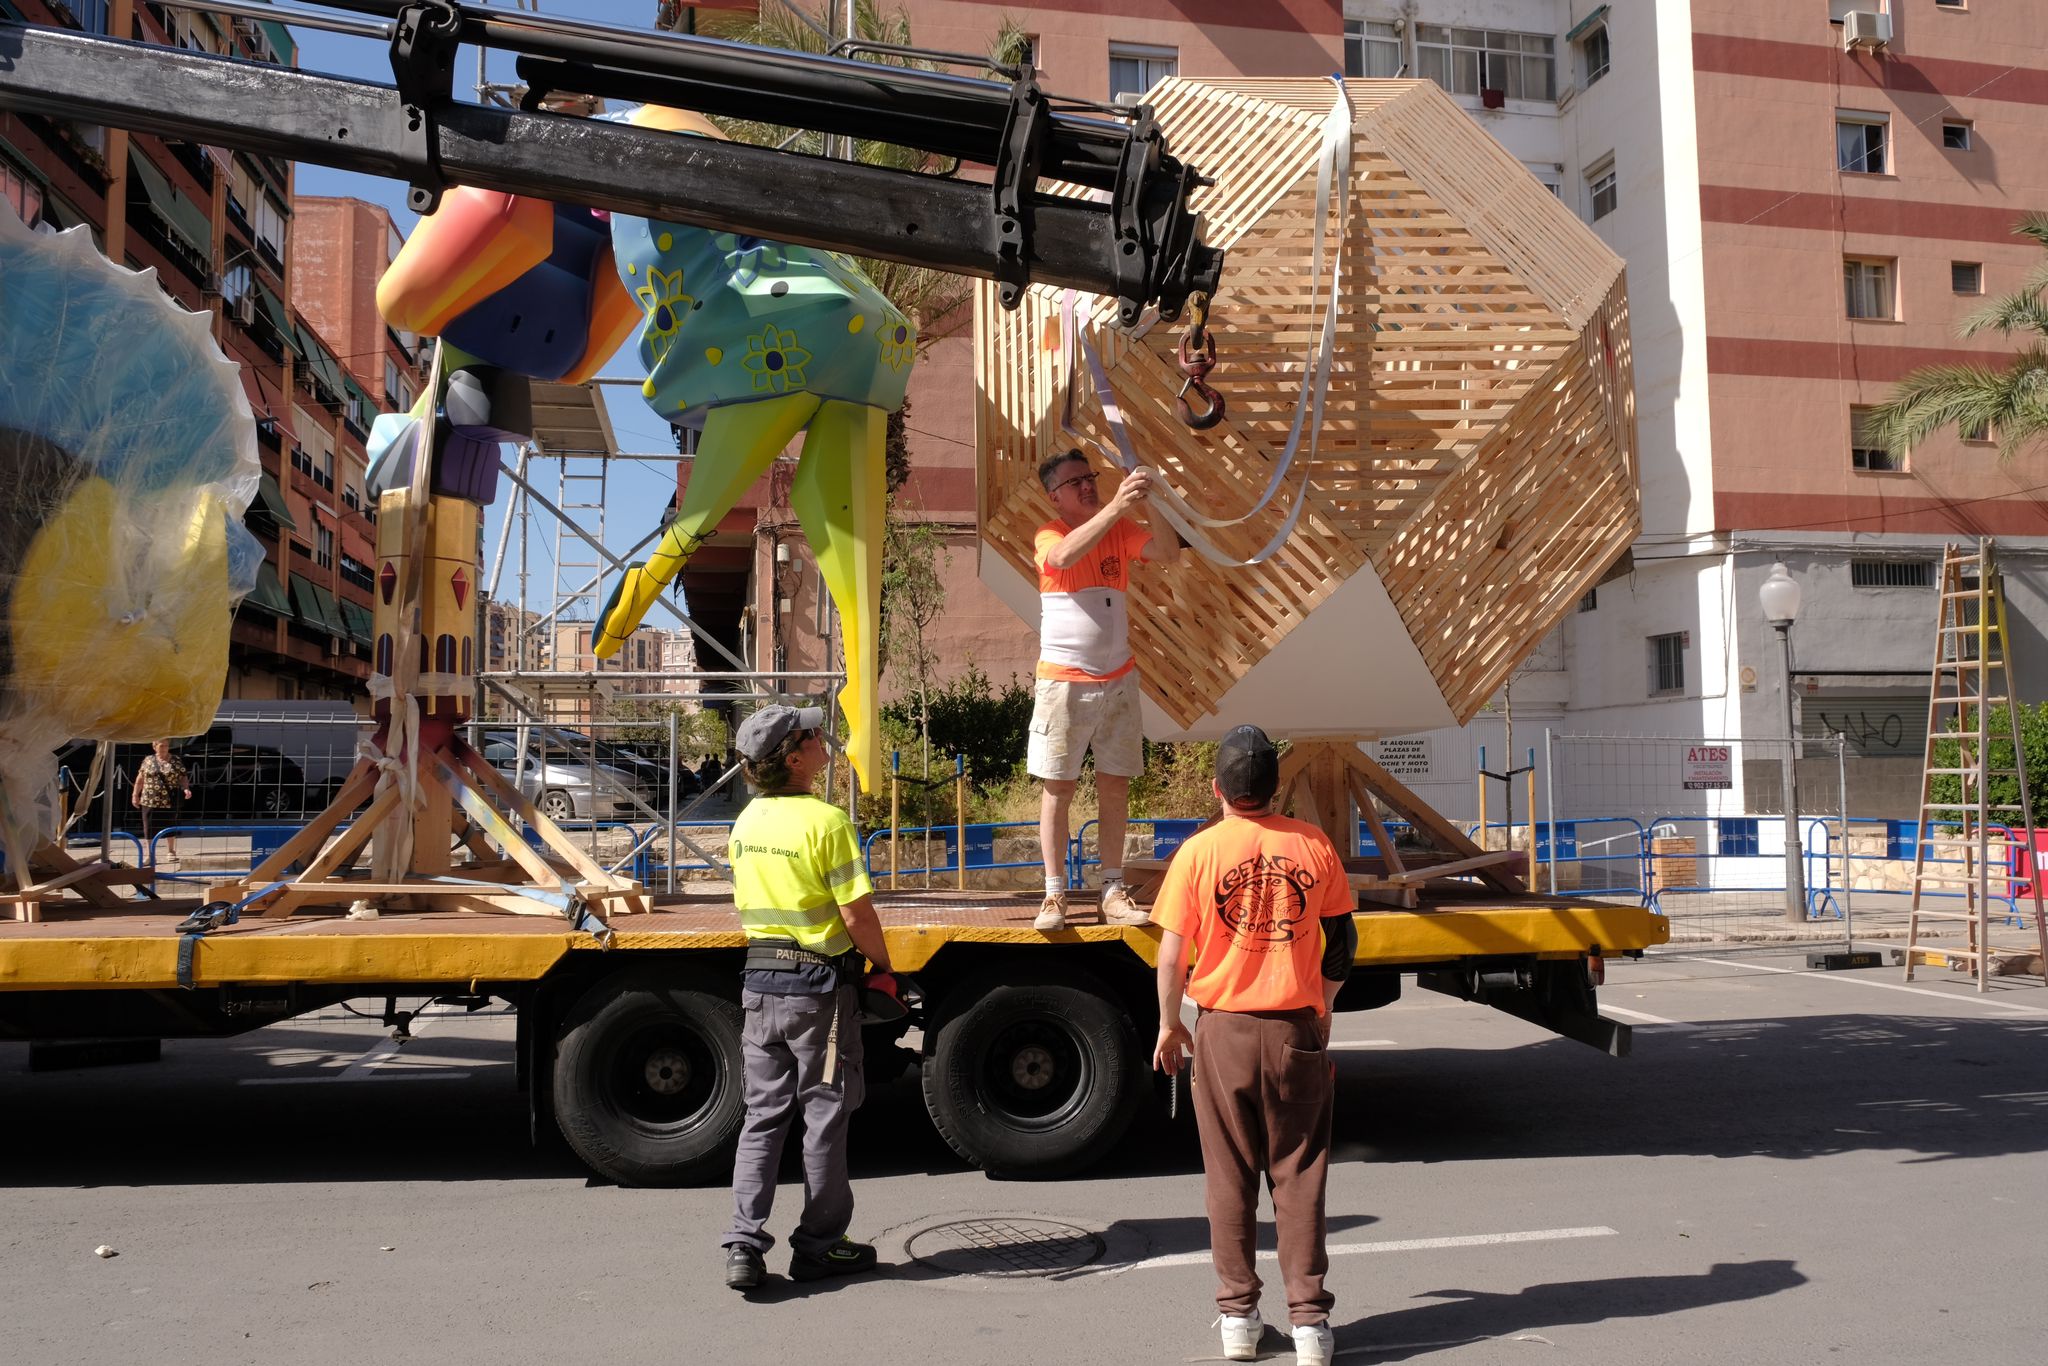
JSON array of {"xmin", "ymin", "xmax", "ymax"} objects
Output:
[{"xmin": 1048, "ymin": 470, "xmax": 1101, "ymax": 496}]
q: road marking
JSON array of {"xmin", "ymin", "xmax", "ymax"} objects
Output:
[
  {"xmin": 1326, "ymin": 1039, "xmax": 1397, "ymax": 1049},
  {"xmin": 1124, "ymin": 1225, "xmax": 1617, "ymax": 1273},
  {"xmin": 240, "ymin": 1071, "xmax": 474, "ymax": 1085},
  {"xmin": 1681, "ymin": 956, "xmax": 2048, "ymax": 1016},
  {"xmin": 1599, "ymin": 1005, "xmax": 1700, "ymax": 1031}
]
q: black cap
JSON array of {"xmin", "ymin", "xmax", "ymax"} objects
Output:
[{"xmin": 1216, "ymin": 724, "xmax": 1279, "ymax": 806}]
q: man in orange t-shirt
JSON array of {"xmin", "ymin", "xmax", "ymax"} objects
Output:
[
  {"xmin": 1028, "ymin": 446, "xmax": 1177, "ymax": 931},
  {"xmin": 1151, "ymin": 725, "xmax": 1357, "ymax": 1366}
]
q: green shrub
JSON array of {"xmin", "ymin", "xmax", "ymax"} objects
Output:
[{"xmin": 1929, "ymin": 701, "xmax": 2048, "ymax": 827}]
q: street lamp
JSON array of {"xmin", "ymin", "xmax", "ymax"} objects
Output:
[{"xmin": 1759, "ymin": 562, "xmax": 1805, "ymax": 923}]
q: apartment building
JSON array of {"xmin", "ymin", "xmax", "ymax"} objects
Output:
[{"xmin": 846, "ymin": 1, "xmax": 2044, "ymax": 820}]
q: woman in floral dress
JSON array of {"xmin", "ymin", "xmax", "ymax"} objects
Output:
[{"xmin": 129, "ymin": 739, "xmax": 190, "ymax": 849}]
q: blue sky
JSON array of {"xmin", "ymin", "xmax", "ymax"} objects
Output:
[{"xmin": 289, "ymin": 2, "xmax": 721, "ymax": 620}]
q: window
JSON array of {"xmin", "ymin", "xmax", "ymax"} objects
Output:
[
  {"xmin": 316, "ymin": 526, "xmax": 334, "ymax": 569},
  {"xmin": 1586, "ymin": 155, "xmax": 1617, "ymax": 220},
  {"xmin": 1850, "ymin": 408, "xmax": 1902, "ymax": 471},
  {"xmin": 221, "ymin": 262, "xmax": 252, "ymax": 305},
  {"xmin": 1851, "ymin": 560, "xmax": 1935, "ymax": 588},
  {"xmin": 254, "ymin": 195, "xmax": 286, "ymax": 260},
  {"xmin": 1843, "ymin": 257, "xmax": 1894, "ymax": 320},
  {"xmin": 1942, "ymin": 120, "xmax": 1972, "ymax": 151},
  {"xmin": 1952, "ymin": 261, "xmax": 1982, "ymax": 294},
  {"xmin": 1649, "ymin": 633, "xmax": 1685, "ymax": 697},
  {"xmin": 1578, "ymin": 24, "xmax": 1610, "ymax": 87},
  {"xmin": 1577, "ymin": 588, "xmax": 1598, "ymax": 613},
  {"xmin": 1934, "ymin": 0, "xmax": 1964, "ymax": 8},
  {"xmin": 55, "ymin": 1, "xmax": 112, "ymax": 35},
  {"xmin": 2, "ymin": 157, "xmax": 44, "ymax": 229},
  {"xmin": 384, "ymin": 358, "xmax": 403, "ymax": 403},
  {"xmin": 1961, "ymin": 417, "xmax": 1992, "ymax": 443},
  {"xmin": 1344, "ymin": 19, "xmax": 1403, "ymax": 78},
  {"xmin": 1415, "ymin": 25, "xmax": 1556, "ymax": 103},
  {"xmin": 1837, "ymin": 112, "xmax": 1888, "ymax": 174},
  {"xmin": 1108, "ymin": 43, "xmax": 1176, "ymax": 103}
]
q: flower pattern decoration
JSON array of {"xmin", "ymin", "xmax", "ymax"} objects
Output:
[
  {"xmin": 634, "ymin": 265, "xmax": 694, "ymax": 366},
  {"xmin": 879, "ymin": 320, "xmax": 916, "ymax": 373},
  {"xmin": 741, "ymin": 324, "xmax": 811, "ymax": 393},
  {"xmin": 715, "ymin": 233, "xmax": 787, "ymax": 289}
]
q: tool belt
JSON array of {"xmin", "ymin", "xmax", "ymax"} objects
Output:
[{"xmin": 743, "ymin": 938, "xmax": 860, "ymax": 980}]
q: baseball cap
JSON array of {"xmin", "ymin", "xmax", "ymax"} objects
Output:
[
  {"xmin": 1215, "ymin": 724, "xmax": 1280, "ymax": 805},
  {"xmin": 733, "ymin": 704, "xmax": 825, "ymax": 762}
]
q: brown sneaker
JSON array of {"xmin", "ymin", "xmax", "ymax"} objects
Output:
[
  {"xmin": 1100, "ymin": 884, "xmax": 1149, "ymax": 925},
  {"xmin": 1033, "ymin": 894, "xmax": 1068, "ymax": 932}
]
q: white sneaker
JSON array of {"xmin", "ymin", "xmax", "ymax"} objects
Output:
[
  {"xmin": 1032, "ymin": 894, "xmax": 1068, "ymax": 932},
  {"xmin": 1292, "ymin": 1323, "xmax": 1334, "ymax": 1366},
  {"xmin": 1217, "ymin": 1311, "xmax": 1264, "ymax": 1362}
]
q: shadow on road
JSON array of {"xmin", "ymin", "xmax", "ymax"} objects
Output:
[
  {"xmin": 1331, "ymin": 1259, "xmax": 1808, "ymax": 1361},
  {"xmin": 1, "ymin": 1008, "xmax": 2042, "ymax": 1188}
]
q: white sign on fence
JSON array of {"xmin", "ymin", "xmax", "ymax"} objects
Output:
[
  {"xmin": 1375, "ymin": 735, "xmax": 1435, "ymax": 782},
  {"xmin": 1682, "ymin": 744, "xmax": 1733, "ymax": 790}
]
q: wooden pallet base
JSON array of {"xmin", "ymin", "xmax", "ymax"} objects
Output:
[
  {"xmin": 205, "ymin": 740, "xmax": 648, "ymax": 922},
  {"xmin": 3, "ymin": 843, "xmax": 156, "ymax": 922}
]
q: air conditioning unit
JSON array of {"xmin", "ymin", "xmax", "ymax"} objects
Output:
[
  {"xmin": 232, "ymin": 293, "xmax": 255, "ymax": 326},
  {"xmin": 1843, "ymin": 11, "xmax": 1892, "ymax": 51}
]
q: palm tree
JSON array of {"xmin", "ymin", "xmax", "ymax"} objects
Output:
[{"xmin": 1869, "ymin": 212, "xmax": 2048, "ymax": 463}]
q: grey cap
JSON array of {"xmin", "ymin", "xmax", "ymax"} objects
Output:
[{"xmin": 734, "ymin": 704, "xmax": 825, "ymax": 761}]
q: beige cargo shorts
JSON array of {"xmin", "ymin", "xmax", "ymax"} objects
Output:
[{"xmin": 1027, "ymin": 674, "xmax": 1144, "ymax": 781}]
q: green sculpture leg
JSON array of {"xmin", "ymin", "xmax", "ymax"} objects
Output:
[{"xmin": 593, "ymin": 392, "xmax": 822, "ymax": 657}]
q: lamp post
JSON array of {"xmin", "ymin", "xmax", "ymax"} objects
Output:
[{"xmin": 1759, "ymin": 562, "xmax": 1805, "ymax": 923}]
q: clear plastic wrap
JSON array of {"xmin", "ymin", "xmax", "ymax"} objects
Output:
[{"xmin": 0, "ymin": 211, "xmax": 259, "ymax": 864}]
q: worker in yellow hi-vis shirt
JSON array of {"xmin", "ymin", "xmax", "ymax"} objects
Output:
[{"xmin": 720, "ymin": 704, "xmax": 894, "ymax": 1294}]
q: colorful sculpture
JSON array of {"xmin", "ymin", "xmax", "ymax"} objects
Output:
[
  {"xmin": 0, "ymin": 209, "xmax": 258, "ymax": 866},
  {"xmin": 376, "ymin": 104, "xmax": 911, "ymax": 790}
]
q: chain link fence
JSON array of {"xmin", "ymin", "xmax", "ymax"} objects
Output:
[{"xmin": 1546, "ymin": 733, "xmax": 1852, "ymax": 949}]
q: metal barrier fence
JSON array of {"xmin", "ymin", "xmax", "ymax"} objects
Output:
[
  {"xmin": 1549, "ymin": 733, "xmax": 1851, "ymax": 947},
  {"xmin": 863, "ymin": 822, "xmax": 1046, "ymax": 890}
]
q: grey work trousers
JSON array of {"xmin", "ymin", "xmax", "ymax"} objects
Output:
[{"xmin": 725, "ymin": 984, "xmax": 865, "ymax": 1257}]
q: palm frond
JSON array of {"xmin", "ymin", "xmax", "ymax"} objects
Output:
[
  {"xmin": 1866, "ymin": 362, "xmax": 2020, "ymax": 456},
  {"xmin": 2013, "ymin": 210, "xmax": 2048, "ymax": 254},
  {"xmin": 1959, "ymin": 285, "xmax": 2048, "ymax": 341}
]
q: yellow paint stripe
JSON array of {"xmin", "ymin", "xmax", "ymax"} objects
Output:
[
  {"xmin": 0, "ymin": 906, "xmax": 1666, "ymax": 990},
  {"xmin": 0, "ymin": 934, "xmax": 582, "ymax": 992}
]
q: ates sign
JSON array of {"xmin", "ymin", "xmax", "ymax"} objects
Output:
[{"xmin": 1682, "ymin": 744, "xmax": 1732, "ymax": 790}]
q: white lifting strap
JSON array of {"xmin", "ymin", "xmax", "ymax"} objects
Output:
[{"xmin": 1062, "ymin": 77, "xmax": 1354, "ymax": 569}]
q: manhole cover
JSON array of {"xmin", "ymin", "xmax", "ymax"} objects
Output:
[{"xmin": 905, "ymin": 1218, "xmax": 1105, "ymax": 1278}]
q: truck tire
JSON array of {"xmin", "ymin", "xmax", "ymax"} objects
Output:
[
  {"xmin": 922, "ymin": 967, "xmax": 1143, "ymax": 1179},
  {"xmin": 552, "ymin": 970, "xmax": 745, "ymax": 1186}
]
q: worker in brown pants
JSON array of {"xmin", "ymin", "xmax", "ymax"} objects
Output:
[{"xmin": 1151, "ymin": 725, "xmax": 1357, "ymax": 1366}]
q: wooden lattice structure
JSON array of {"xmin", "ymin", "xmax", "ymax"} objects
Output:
[{"xmin": 975, "ymin": 79, "xmax": 1638, "ymax": 737}]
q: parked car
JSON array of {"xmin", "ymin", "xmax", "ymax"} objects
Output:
[
  {"xmin": 476, "ymin": 726, "xmax": 669, "ymax": 812},
  {"xmin": 54, "ymin": 701, "xmax": 365, "ymax": 827},
  {"xmin": 478, "ymin": 738, "xmax": 642, "ymax": 823}
]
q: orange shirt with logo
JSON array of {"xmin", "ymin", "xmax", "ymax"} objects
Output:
[
  {"xmin": 1151, "ymin": 813, "xmax": 1355, "ymax": 1015},
  {"xmin": 1033, "ymin": 518, "xmax": 1149, "ymax": 682}
]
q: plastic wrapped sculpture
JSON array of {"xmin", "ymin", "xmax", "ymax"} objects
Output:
[
  {"xmin": 376, "ymin": 104, "xmax": 911, "ymax": 792},
  {"xmin": 0, "ymin": 209, "xmax": 258, "ymax": 895}
]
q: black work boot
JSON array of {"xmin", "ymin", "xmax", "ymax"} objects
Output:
[
  {"xmin": 724, "ymin": 1243, "xmax": 765, "ymax": 1291},
  {"xmin": 788, "ymin": 1237, "xmax": 878, "ymax": 1283}
]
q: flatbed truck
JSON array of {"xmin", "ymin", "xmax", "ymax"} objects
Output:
[{"xmin": 0, "ymin": 886, "xmax": 1667, "ymax": 1182}]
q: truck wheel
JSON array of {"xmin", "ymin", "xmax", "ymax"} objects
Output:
[
  {"xmin": 922, "ymin": 967, "xmax": 1143, "ymax": 1179},
  {"xmin": 552, "ymin": 970, "xmax": 745, "ymax": 1186}
]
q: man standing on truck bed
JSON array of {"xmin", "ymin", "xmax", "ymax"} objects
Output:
[
  {"xmin": 722, "ymin": 704, "xmax": 894, "ymax": 1292},
  {"xmin": 1030, "ymin": 446, "xmax": 1178, "ymax": 932},
  {"xmin": 1151, "ymin": 725, "xmax": 1356, "ymax": 1366}
]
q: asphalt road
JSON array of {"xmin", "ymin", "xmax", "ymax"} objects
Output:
[{"xmin": 3, "ymin": 950, "xmax": 2044, "ymax": 1366}]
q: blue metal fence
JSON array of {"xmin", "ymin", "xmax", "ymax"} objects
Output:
[{"xmin": 863, "ymin": 821, "xmax": 1045, "ymax": 885}]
